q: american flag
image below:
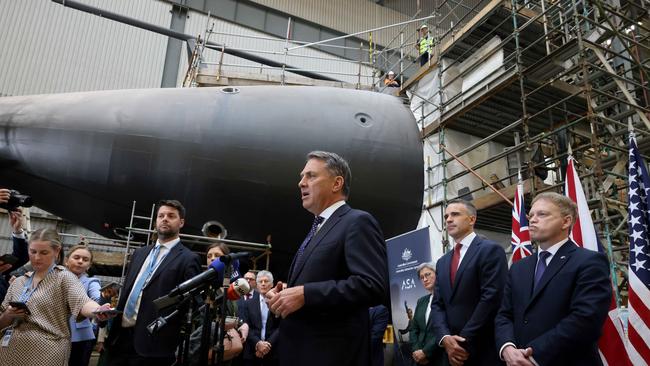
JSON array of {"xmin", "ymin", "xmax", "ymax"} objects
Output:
[
  {"xmin": 627, "ymin": 134, "xmax": 650, "ymax": 365},
  {"xmin": 565, "ymin": 154, "xmax": 631, "ymax": 365},
  {"xmin": 510, "ymin": 180, "xmax": 532, "ymax": 264}
]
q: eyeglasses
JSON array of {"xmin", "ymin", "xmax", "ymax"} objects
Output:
[
  {"xmin": 419, "ymin": 272, "xmax": 434, "ymax": 280},
  {"xmin": 244, "ymin": 277, "xmax": 256, "ymax": 281}
]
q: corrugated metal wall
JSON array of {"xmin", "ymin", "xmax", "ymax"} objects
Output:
[
  {"xmin": 0, "ymin": 0, "xmax": 170, "ymax": 97},
  {"xmin": 178, "ymin": 8, "xmax": 377, "ymax": 85},
  {"xmin": 248, "ymin": 0, "xmax": 409, "ymax": 47},
  {"xmin": 0, "ymin": 0, "xmax": 380, "ymax": 96}
]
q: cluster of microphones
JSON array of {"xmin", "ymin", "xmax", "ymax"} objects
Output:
[{"xmin": 153, "ymin": 252, "xmax": 252, "ymax": 311}]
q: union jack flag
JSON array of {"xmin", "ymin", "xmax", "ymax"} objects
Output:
[
  {"xmin": 510, "ymin": 181, "xmax": 532, "ymax": 264},
  {"xmin": 627, "ymin": 133, "xmax": 650, "ymax": 365}
]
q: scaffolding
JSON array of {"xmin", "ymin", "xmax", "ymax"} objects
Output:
[{"xmin": 395, "ymin": 0, "xmax": 648, "ymax": 304}]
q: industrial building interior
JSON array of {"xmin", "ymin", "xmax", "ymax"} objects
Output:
[{"xmin": 0, "ymin": 0, "xmax": 648, "ymax": 362}]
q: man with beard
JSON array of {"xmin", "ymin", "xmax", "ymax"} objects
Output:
[{"xmin": 106, "ymin": 200, "xmax": 202, "ymax": 366}]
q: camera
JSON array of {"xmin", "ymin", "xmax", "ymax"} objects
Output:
[{"xmin": 0, "ymin": 190, "xmax": 33, "ymax": 211}]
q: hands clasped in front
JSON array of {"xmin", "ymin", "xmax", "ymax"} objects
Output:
[
  {"xmin": 255, "ymin": 340, "xmax": 272, "ymax": 358},
  {"xmin": 442, "ymin": 335, "xmax": 469, "ymax": 366},
  {"xmin": 266, "ymin": 281, "xmax": 304, "ymax": 319},
  {"xmin": 502, "ymin": 345, "xmax": 535, "ymax": 366}
]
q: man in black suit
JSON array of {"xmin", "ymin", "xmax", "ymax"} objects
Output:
[
  {"xmin": 268, "ymin": 151, "xmax": 388, "ymax": 366},
  {"xmin": 430, "ymin": 199, "xmax": 507, "ymax": 366},
  {"xmin": 495, "ymin": 192, "xmax": 611, "ymax": 366},
  {"xmin": 241, "ymin": 270, "xmax": 280, "ymax": 366},
  {"xmin": 106, "ymin": 200, "xmax": 202, "ymax": 366},
  {"xmin": 369, "ymin": 305, "xmax": 389, "ymax": 366}
]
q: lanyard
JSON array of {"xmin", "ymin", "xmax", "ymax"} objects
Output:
[
  {"xmin": 143, "ymin": 247, "xmax": 169, "ymax": 287},
  {"xmin": 18, "ymin": 264, "xmax": 55, "ymax": 303}
]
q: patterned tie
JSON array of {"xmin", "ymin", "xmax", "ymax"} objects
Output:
[
  {"xmin": 296, "ymin": 216, "xmax": 324, "ymax": 259},
  {"xmin": 534, "ymin": 251, "xmax": 551, "ymax": 290},
  {"xmin": 450, "ymin": 243, "xmax": 463, "ymax": 286},
  {"xmin": 124, "ymin": 245, "xmax": 161, "ymax": 319}
]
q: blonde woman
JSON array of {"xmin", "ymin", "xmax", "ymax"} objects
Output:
[{"xmin": 0, "ymin": 229, "xmax": 114, "ymax": 366}]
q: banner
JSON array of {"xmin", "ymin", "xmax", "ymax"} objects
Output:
[{"xmin": 386, "ymin": 227, "xmax": 433, "ymax": 365}]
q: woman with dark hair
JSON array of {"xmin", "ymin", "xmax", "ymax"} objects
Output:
[{"xmin": 0, "ymin": 229, "xmax": 114, "ymax": 366}]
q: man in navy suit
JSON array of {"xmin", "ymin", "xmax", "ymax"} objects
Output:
[
  {"xmin": 430, "ymin": 199, "xmax": 507, "ymax": 366},
  {"xmin": 268, "ymin": 151, "xmax": 388, "ymax": 366},
  {"xmin": 241, "ymin": 270, "xmax": 280, "ymax": 366},
  {"xmin": 106, "ymin": 200, "xmax": 202, "ymax": 366},
  {"xmin": 495, "ymin": 192, "xmax": 611, "ymax": 366}
]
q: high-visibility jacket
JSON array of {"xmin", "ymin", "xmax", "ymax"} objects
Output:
[{"xmin": 418, "ymin": 36, "xmax": 434, "ymax": 55}]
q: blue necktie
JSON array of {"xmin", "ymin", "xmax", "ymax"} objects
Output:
[
  {"xmin": 124, "ymin": 245, "xmax": 161, "ymax": 319},
  {"xmin": 534, "ymin": 251, "xmax": 550, "ymax": 290},
  {"xmin": 296, "ymin": 216, "xmax": 324, "ymax": 259},
  {"xmin": 260, "ymin": 297, "xmax": 269, "ymax": 340}
]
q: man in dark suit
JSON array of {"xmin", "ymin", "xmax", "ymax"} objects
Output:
[
  {"xmin": 241, "ymin": 270, "xmax": 280, "ymax": 366},
  {"xmin": 430, "ymin": 199, "xmax": 507, "ymax": 366},
  {"xmin": 268, "ymin": 150, "xmax": 388, "ymax": 366},
  {"xmin": 494, "ymin": 192, "xmax": 611, "ymax": 366},
  {"xmin": 369, "ymin": 305, "xmax": 389, "ymax": 366},
  {"xmin": 106, "ymin": 200, "xmax": 202, "ymax": 366}
]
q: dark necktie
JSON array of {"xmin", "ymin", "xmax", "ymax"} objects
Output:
[
  {"xmin": 534, "ymin": 251, "xmax": 551, "ymax": 289},
  {"xmin": 450, "ymin": 243, "xmax": 463, "ymax": 286},
  {"xmin": 296, "ymin": 216, "xmax": 324, "ymax": 259}
]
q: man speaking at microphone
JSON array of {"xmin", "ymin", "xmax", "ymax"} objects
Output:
[
  {"xmin": 106, "ymin": 200, "xmax": 202, "ymax": 366},
  {"xmin": 268, "ymin": 151, "xmax": 389, "ymax": 366}
]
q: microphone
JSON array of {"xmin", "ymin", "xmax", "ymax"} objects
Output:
[
  {"xmin": 219, "ymin": 252, "xmax": 250, "ymax": 264},
  {"xmin": 226, "ymin": 278, "xmax": 251, "ymax": 300},
  {"xmin": 168, "ymin": 259, "xmax": 226, "ymax": 298},
  {"xmin": 153, "ymin": 256, "xmax": 242, "ymax": 310}
]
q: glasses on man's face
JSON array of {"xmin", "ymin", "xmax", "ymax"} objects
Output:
[
  {"xmin": 245, "ymin": 277, "xmax": 255, "ymax": 282},
  {"xmin": 419, "ymin": 272, "xmax": 433, "ymax": 280}
]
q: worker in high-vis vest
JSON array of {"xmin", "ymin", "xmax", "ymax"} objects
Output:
[{"xmin": 416, "ymin": 24, "xmax": 434, "ymax": 66}]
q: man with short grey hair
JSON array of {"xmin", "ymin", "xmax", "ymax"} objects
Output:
[
  {"xmin": 241, "ymin": 270, "xmax": 280, "ymax": 366},
  {"xmin": 268, "ymin": 151, "xmax": 388, "ymax": 366}
]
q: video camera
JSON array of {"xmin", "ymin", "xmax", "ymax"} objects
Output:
[{"xmin": 0, "ymin": 190, "xmax": 33, "ymax": 211}]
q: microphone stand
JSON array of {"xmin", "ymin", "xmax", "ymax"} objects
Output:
[
  {"xmin": 212, "ymin": 259, "xmax": 234, "ymax": 365},
  {"xmin": 198, "ymin": 284, "xmax": 216, "ymax": 366}
]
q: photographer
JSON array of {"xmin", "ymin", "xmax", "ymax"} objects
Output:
[{"xmin": 0, "ymin": 189, "xmax": 29, "ymax": 303}]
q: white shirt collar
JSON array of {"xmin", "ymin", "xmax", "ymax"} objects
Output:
[
  {"xmin": 456, "ymin": 231, "xmax": 477, "ymax": 247},
  {"xmin": 540, "ymin": 238, "xmax": 569, "ymax": 257},
  {"xmin": 156, "ymin": 237, "xmax": 181, "ymax": 251},
  {"xmin": 318, "ymin": 200, "xmax": 346, "ymax": 222}
]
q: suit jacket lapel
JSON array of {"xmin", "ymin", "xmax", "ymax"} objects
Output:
[
  {"xmin": 290, "ymin": 204, "xmax": 350, "ymax": 283},
  {"xmin": 250, "ymin": 293, "xmax": 262, "ymax": 325},
  {"xmin": 451, "ymin": 236, "xmax": 481, "ymax": 299},
  {"xmin": 123, "ymin": 245, "xmax": 153, "ymax": 293},
  {"xmin": 527, "ymin": 241, "xmax": 576, "ymax": 306},
  {"xmin": 438, "ymin": 252, "xmax": 453, "ymax": 299},
  {"xmin": 145, "ymin": 242, "xmax": 184, "ymax": 288}
]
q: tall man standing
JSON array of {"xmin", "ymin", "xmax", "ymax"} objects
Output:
[
  {"xmin": 106, "ymin": 200, "xmax": 202, "ymax": 366},
  {"xmin": 430, "ymin": 199, "xmax": 507, "ymax": 366},
  {"xmin": 268, "ymin": 151, "xmax": 388, "ymax": 366},
  {"xmin": 495, "ymin": 192, "xmax": 611, "ymax": 366}
]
